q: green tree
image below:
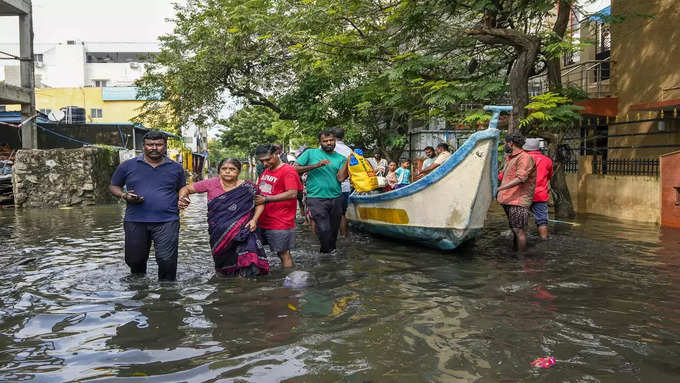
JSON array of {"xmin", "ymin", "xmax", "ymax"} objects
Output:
[{"xmin": 520, "ymin": 92, "xmax": 583, "ymax": 218}]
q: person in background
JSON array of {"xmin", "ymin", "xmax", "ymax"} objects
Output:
[
  {"xmin": 385, "ymin": 160, "xmax": 399, "ymax": 191},
  {"xmin": 109, "ymin": 131, "xmax": 186, "ymax": 281},
  {"xmin": 274, "ymin": 143, "xmax": 289, "ymax": 164},
  {"xmin": 178, "ymin": 158, "xmax": 269, "ymax": 277},
  {"xmin": 415, "ymin": 143, "xmax": 451, "ymax": 180},
  {"xmin": 419, "ymin": 146, "xmax": 436, "ymax": 174},
  {"xmin": 395, "ymin": 159, "xmax": 411, "ymax": 188},
  {"xmin": 0, "ymin": 142, "xmax": 12, "ymax": 160},
  {"xmin": 294, "ymin": 131, "xmax": 349, "ymax": 254},
  {"xmin": 254, "ymin": 144, "xmax": 302, "ymax": 268},
  {"xmin": 330, "ymin": 128, "xmax": 352, "ymax": 238},
  {"xmin": 367, "ymin": 152, "xmax": 388, "ymax": 177},
  {"xmin": 496, "ymin": 132, "xmax": 536, "ymax": 251},
  {"xmin": 524, "ymin": 138, "xmax": 553, "ymax": 239}
]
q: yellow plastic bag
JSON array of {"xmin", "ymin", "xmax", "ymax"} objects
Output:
[{"xmin": 348, "ymin": 150, "xmax": 379, "ymax": 192}]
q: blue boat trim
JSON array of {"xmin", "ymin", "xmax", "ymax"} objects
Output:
[
  {"xmin": 350, "ymin": 127, "xmax": 500, "ymax": 204},
  {"xmin": 351, "ymin": 221, "xmax": 482, "ymax": 250}
]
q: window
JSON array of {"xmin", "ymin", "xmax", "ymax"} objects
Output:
[
  {"xmin": 39, "ymin": 108, "xmax": 51, "ymax": 115},
  {"xmin": 93, "ymin": 80, "xmax": 108, "ymax": 87},
  {"xmin": 90, "ymin": 108, "xmax": 103, "ymax": 119}
]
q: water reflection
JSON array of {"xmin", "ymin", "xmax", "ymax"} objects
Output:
[{"xmin": 1, "ymin": 199, "xmax": 680, "ymax": 381}]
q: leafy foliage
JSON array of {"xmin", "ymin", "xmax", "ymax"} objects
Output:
[
  {"xmin": 136, "ymin": 0, "xmax": 594, "ymax": 157},
  {"xmin": 519, "ymin": 92, "xmax": 583, "ymax": 133}
]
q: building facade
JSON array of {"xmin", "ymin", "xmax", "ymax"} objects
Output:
[
  {"xmin": 1, "ymin": 39, "xmax": 208, "ymax": 156},
  {"xmin": 529, "ymin": 0, "xmax": 680, "ymax": 223}
]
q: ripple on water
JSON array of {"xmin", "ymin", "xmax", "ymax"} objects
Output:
[{"xmin": 1, "ymin": 200, "xmax": 680, "ymax": 381}]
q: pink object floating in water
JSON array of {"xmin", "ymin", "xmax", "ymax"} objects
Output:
[{"xmin": 530, "ymin": 357, "xmax": 556, "ymax": 368}]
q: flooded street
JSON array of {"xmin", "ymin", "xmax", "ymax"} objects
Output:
[{"xmin": 1, "ymin": 196, "xmax": 680, "ymax": 382}]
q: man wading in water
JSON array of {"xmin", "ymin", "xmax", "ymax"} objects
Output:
[
  {"xmin": 294, "ymin": 131, "xmax": 349, "ymax": 254},
  {"xmin": 497, "ymin": 132, "xmax": 536, "ymax": 251},
  {"xmin": 254, "ymin": 144, "xmax": 303, "ymax": 268},
  {"xmin": 109, "ymin": 131, "xmax": 186, "ymax": 281}
]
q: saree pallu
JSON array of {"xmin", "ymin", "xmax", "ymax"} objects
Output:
[{"xmin": 207, "ymin": 181, "xmax": 269, "ymax": 277}]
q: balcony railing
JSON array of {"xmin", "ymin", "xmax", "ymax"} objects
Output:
[{"xmin": 529, "ymin": 57, "xmax": 611, "ymax": 99}]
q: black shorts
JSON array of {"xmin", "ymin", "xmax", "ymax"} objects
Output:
[{"xmin": 502, "ymin": 205, "xmax": 530, "ymax": 229}]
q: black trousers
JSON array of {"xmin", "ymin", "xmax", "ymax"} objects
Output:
[
  {"xmin": 307, "ymin": 196, "xmax": 344, "ymax": 253},
  {"xmin": 124, "ymin": 220, "xmax": 180, "ymax": 281}
]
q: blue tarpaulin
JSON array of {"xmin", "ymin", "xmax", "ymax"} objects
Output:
[{"xmin": 590, "ymin": 6, "xmax": 611, "ymax": 22}]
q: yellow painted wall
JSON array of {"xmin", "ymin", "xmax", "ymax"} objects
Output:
[
  {"xmin": 565, "ymin": 167, "xmax": 660, "ymax": 223},
  {"xmin": 612, "ymin": 0, "xmax": 680, "ymax": 117},
  {"xmin": 7, "ymin": 87, "xmax": 144, "ymax": 123}
]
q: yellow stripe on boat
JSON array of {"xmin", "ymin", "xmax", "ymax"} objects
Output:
[{"xmin": 358, "ymin": 207, "xmax": 409, "ymax": 224}]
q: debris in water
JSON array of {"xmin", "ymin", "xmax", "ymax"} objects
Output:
[
  {"xmin": 530, "ymin": 356, "xmax": 555, "ymax": 368},
  {"xmin": 283, "ymin": 270, "xmax": 314, "ymax": 289}
]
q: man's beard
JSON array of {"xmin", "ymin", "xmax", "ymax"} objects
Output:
[
  {"xmin": 321, "ymin": 144, "xmax": 335, "ymax": 153},
  {"xmin": 148, "ymin": 150, "xmax": 163, "ymax": 158}
]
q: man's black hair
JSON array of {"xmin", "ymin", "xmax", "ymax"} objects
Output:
[
  {"xmin": 436, "ymin": 142, "xmax": 450, "ymax": 151},
  {"xmin": 424, "ymin": 146, "xmax": 435, "ymax": 152},
  {"xmin": 318, "ymin": 130, "xmax": 334, "ymax": 140},
  {"xmin": 143, "ymin": 130, "xmax": 167, "ymax": 141},
  {"xmin": 254, "ymin": 144, "xmax": 278, "ymax": 157},
  {"xmin": 504, "ymin": 132, "xmax": 526, "ymax": 148},
  {"xmin": 330, "ymin": 127, "xmax": 345, "ymax": 139}
]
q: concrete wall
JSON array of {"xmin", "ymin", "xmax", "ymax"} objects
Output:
[
  {"xmin": 12, "ymin": 147, "xmax": 118, "ymax": 208},
  {"xmin": 86, "ymin": 63, "xmax": 146, "ymax": 87},
  {"xmin": 564, "ymin": 161, "xmax": 660, "ymax": 223}
]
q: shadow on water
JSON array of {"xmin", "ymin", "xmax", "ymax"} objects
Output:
[{"xmin": 1, "ymin": 198, "xmax": 680, "ymax": 381}]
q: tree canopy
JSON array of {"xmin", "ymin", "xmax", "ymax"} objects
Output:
[{"xmin": 137, "ymin": 0, "xmax": 591, "ymax": 157}]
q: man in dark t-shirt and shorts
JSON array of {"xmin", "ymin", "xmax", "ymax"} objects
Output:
[{"xmin": 254, "ymin": 144, "xmax": 303, "ymax": 268}]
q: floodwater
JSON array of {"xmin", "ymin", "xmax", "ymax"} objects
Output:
[{"xmin": 1, "ymin": 196, "xmax": 680, "ymax": 382}]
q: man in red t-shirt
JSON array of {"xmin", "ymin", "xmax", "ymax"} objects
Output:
[
  {"xmin": 254, "ymin": 144, "xmax": 302, "ymax": 268},
  {"xmin": 523, "ymin": 139, "xmax": 553, "ymax": 239}
]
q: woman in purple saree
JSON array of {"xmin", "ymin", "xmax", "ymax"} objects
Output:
[{"xmin": 178, "ymin": 159, "xmax": 269, "ymax": 277}]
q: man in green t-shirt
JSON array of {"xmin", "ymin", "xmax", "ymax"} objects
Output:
[{"xmin": 295, "ymin": 130, "xmax": 349, "ymax": 253}]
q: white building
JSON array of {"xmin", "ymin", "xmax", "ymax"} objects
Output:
[
  {"xmin": 2, "ymin": 40, "xmax": 159, "ymax": 88},
  {"xmin": 1, "ymin": 40, "xmax": 208, "ymax": 154}
]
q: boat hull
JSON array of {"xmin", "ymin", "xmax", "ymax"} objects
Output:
[{"xmin": 347, "ymin": 128, "xmax": 500, "ymax": 250}]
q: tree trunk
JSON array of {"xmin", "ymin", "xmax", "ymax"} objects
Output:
[
  {"xmin": 546, "ymin": 1, "xmax": 573, "ymax": 91},
  {"xmin": 541, "ymin": 131, "xmax": 576, "ymax": 218},
  {"xmin": 508, "ymin": 45, "xmax": 538, "ymax": 132},
  {"xmin": 466, "ymin": 27, "xmax": 540, "ymax": 132},
  {"xmin": 544, "ymin": 1, "xmax": 576, "ymax": 217}
]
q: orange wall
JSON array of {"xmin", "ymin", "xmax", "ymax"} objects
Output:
[{"xmin": 661, "ymin": 151, "xmax": 680, "ymax": 228}]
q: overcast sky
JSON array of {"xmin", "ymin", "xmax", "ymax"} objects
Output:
[{"xmin": 0, "ymin": 0, "xmax": 178, "ymax": 44}]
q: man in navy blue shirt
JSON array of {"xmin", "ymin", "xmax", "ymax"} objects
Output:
[{"xmin": 109, "ymin": 131, "xmax": 186, "ymax": 281}]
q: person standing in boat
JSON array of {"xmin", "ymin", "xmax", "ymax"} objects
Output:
[
  {"xmin": 496, "ymin": 132, "xmax": 536, "ymax": 251},
  {"xmin": 294, "ymin": 131, "xmax": 349, "ymax": 254},
  {"xmin": 417, "ymin": 146, "xmax": 436, "ymax": 176},
  {"xmin": 367, "ymin": 152, "xmax": 388, "ymax": 177},
  {"xmin": 415, "ymin": 143, "xmax": 451, "ymax": 180},
  {"xmin": 395, "ymin": 159, "xmax": 411, "ymax": 188}
]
